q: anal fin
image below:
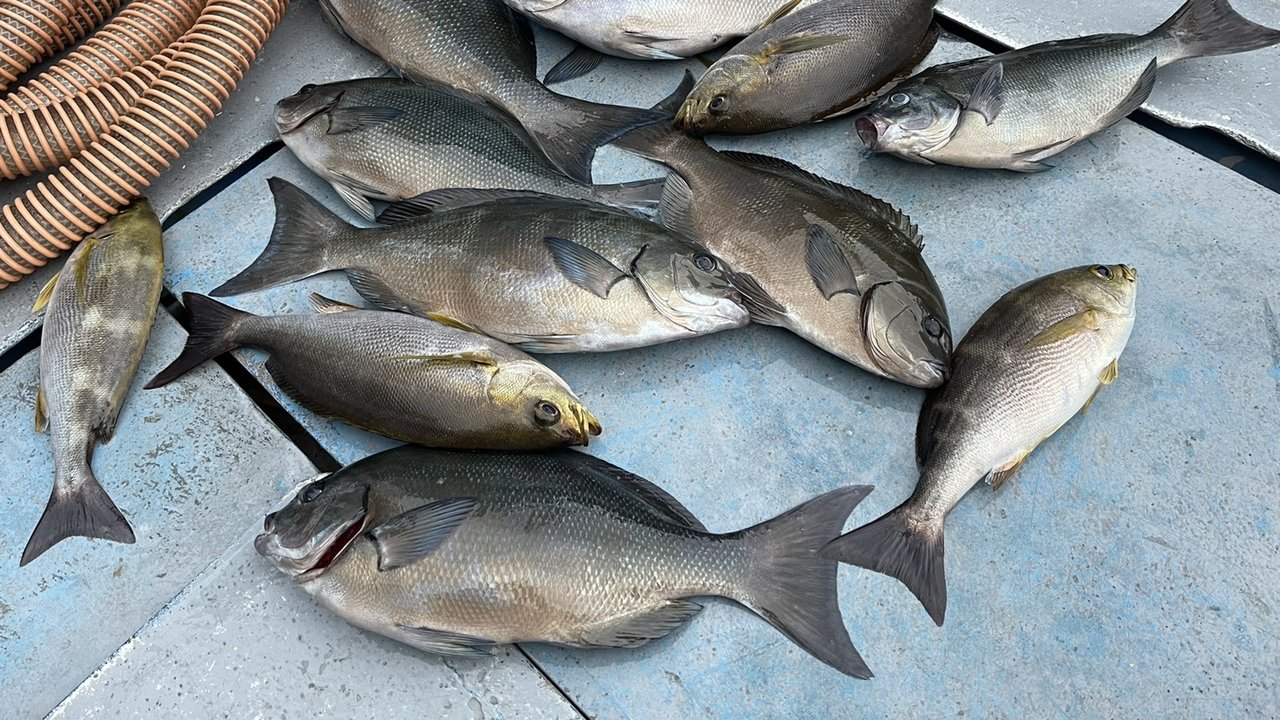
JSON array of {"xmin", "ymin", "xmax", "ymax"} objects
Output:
[
  {"xmin": 392, "ymin": 625, "xmax": 497, "ymax": 657},
  {"xmin": 34, "ymin": 385, "xmax": 48, "ymax": 432},
  {"xmin": 578, "ymin": 599, "xmax": 703, "ymax": 648}
]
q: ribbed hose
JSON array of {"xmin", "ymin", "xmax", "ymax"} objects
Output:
[
  {"xmin": 0, "ymin": 0, "xmax": 288, "ymax": 286},
  {"xmin": 0, "ymin": 0, "xmax": 121, "ymax": 89},
  {"xmin": 0, "ymin": 0, "xmax": 203, "ymax": 113}
]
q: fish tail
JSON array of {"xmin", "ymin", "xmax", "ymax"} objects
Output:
[
  {"xmin": 730, "ymin": 485, "xmax": 875, "ymax": 679},
  {"xmin": 144, "ymin": 294, "xmax": 250, "ymax": 389},
  {"xmin": 588, "ymin": 177, "xmax": 667, "ymax": 215},
  {"xmin": 526, "ymin": 92, "xmax": 668, "ymax": 183},
  {"xmin": 21, "ymin": 465, "xmax": 135, "ymax": 566},
  {"xmin": 1152, "ymin": 0, "xmax": 1280, "ymax": 61},
  {"xmin": 211, "ymin": 177, "xmax": 351, "ymax": 297},
  {"xmin": 611, "ymin": 71, "xmax": 695, "ymax": 162},
  {"xmin": 821, "ymin": 500, "xmax": 948, "ymax": 626}
]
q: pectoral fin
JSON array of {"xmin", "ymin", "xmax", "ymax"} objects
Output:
[
  {"xmin": 385, "ymin": 351, "xmax": 496, "ymax": 367},
  {"xmin": 1099, "ymin": 357, "xmax": 1119, "ymax": 385},
  {"xmin": 544, "ymin": 236, "xmax": 629, "ymax": 299},
  {"xmin": 422, "ymin": 312, "xmax": 481, "ymax": 334},
  {"xmin": 391, "ymin": 625, "xmax": 496, "ymax": 657},
  {"xmin": 755, "ymin": 34, "xmax": 850, "ymax": 62},
  {"xmin": 1023, "ymin": 308, "xmax": 1104, "ymax": 349},
  {"xmin": 965, "ymin": 62, "xmax": 1004, "ymax": 125},
  {"xmin": 986, "ymin": 452, "xmax": 1031, "ymax": 490},
  {"xmin": 370, "ymin": 497, "xmax": 478, "ymax": 571},
  {"xmin": 326, "ymin": 106, "xmax": 403, "ymax": 135},
  {"xmin": 73, "ymin": 235, "xmax": 100, "ymax": 302},
  {"xmin": 805, "ymin": 225, "xmax": 860, "ymax": 299},
  {"xmin": 32, "ymin": 272, "xmax": 59, "ymax": 311},
  {"xmin": 757, "ymin": 0, "xmax": 802, "ymax": 30}
]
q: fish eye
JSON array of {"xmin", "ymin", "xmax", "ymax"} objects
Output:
[
  {"xmin": 301, "ymin": 481, "xmax": 325, "ymax": 503},
  {"xmin": 299, "ymin": 83, "xmax": 317, "ymax": 94},
  {"xmin": 1092, "ymin": 265, "xmax": 1112, "ymax": 279},
  {"xmin": 890, "ymin": 92, "xmax": 910, "ymax": 105},
  {"xmin": 692, "ymin": 253, "xmax": 716, "ymax": 271},
  {"xmin": 708, "ymin": 95, "xmax": 727, "ymax": 114},
  {"xmin": 534, "ymin": 401, "xmax": 561, "ymax": 426},
  {"xmin": 922, "ymin": 314, "xmax": 944, "ymax": 338}
]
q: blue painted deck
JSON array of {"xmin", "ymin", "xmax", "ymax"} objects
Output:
[{"xmin": 0, "ymin": 7, "xmax": 1277, "ymax": 720}]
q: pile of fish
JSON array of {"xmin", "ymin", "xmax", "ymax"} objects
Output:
[{"xmin": 14, "ymin": 0, "xmax": 1277, "ymax": 685}]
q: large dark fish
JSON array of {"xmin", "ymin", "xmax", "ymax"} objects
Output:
[
  {"xmin": 824, "ymin": 265, "xmax": 1139, "ymax": 625},
  {"xmin": 856, "ymin": 0, "xmax": 1280, "ymax": 170},
  {"xmin": 23, "ymin": 200, "xmax": 164, "ymax": 566},
  {"xmin": 212, "ymin": 179, "xmax": 750, "ymax": 353},
  {"xmin": 317, "ymin": 0, "xmax": 666, "ymax": 183},
  {"xmin": 255, "ymin": 445, "xmax": 876, "ymax": 678},
  {"xmin": 616, "ymin": 76, "xmax": 952, "ymax": 388},
  {"xmin": 275, "ymin": 78, "xmax": 664, "ymax": 221},
  {"xmin": 677, "ymin": 0, "xmax": 938, "ymax": 135},
  {"xmin": 146, "ymin": 294, "xmax": 600, "ymax": 450}
]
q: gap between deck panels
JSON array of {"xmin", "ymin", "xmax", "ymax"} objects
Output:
[{"xmin": 932, "ymin": 15, "xmax": 1280, "ymax": 194}]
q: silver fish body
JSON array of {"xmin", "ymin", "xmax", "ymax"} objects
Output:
[
  {"xmin": 857, "ymin": 0, "xmax": 1280, "ymax": 170},
  {"xmin": 677, "ymin": 0, "xmax": 937, "ymax": 134},
  {"xmin": 825, "ymin": 264, "xmax": 1139, "ymax": 625},
  {"xmin": 255, "ymin": 445, "xmax": 875, "ymax": 677},
  {"xmin": 276, "ymin": 78, "xmax": 663, "ymax": 220},
  {"xmin": 318, "ymin": 0, "xmax": 665, "ymax": 182},
  {"xmin": 504, "ymin": 0, "xmax": 808, "ymax": 59},
  {"xmin": 146, "ymin": 295, "xmax": 600, "ymax": 449},
  {"xmin": 24, "ymin": 200, "xmax": 165, "ymax": 566},
  {"xmin": 213, "ymin": 179, "xmax": 750, "ymax": 353},
  {"xmin": 617, "ymin": 114, "xmax": 951, "ymax": 388}
]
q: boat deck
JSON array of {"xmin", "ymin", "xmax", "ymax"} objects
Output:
[{"xmin": 1, "ymin": 1, "xmax": 1277, "ymax": 717}]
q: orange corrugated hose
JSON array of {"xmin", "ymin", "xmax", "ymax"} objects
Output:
[
  {"xmin": 0, "ymin": 0, "xmax": 288, "ymax": 288},
  {"xmin": 0, "ymin": 0, "xmax": 122, "ymax": 89},
  {"xmin": 0, "ymin": 0, "xmax": 204, "ymax": 112}
]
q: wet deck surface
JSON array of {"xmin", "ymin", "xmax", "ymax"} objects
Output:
[{"xmin": 2, "ymin": 2, "xmax": 1278, "ymax": 718}]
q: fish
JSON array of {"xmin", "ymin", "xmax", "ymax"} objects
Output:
[
  {"xmin": 616, "ymin": 74, "xmax": 952, "ymax": 388},
  {"xmin": 504, "ymin": 0, "xmax": 814, "ymax": 83},
  {"xmin": 676, "ymin": 0, "xmax": 938, "ymax": 135},
  {"xmin": 317, "ymin": 0, "xmax": 666, "ymax": 183},
  {"xmin": 255, "ymin": 444, "xmax": 876, "ymax": 678},
  {"xmin": 855, "ymin": 0, "xmax": 1280, "ymax": 171},
  {"xmin": 145, "ymin": 294, "xmax": 601, "ymax": 449},
  {"xmin": 275, "ymin": 78, "xmax": 667, "ymax": 221},
  {"xmin": 824, "ymin": 264, "xmax": 1139, "ymax": 625},
  {"xmin": 210, "ymin": 178, "xmax": 751, "ymax": 353},
  {"xmin": 22, "ymin": 200, "xmax": 165, "ymax": 566}
]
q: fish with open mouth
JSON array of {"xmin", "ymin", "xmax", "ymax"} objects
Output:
[
  {"xmin": 275, "ymin": 78, "xmax": 666, "ymax": 221},
  {"xmin": 255, "ymin": 444, "xmax": 876, "ymax": 678},
  {"xmin": 824, "ymin": 264, "xmax": 1139, "ymax": 625},
  {"xmin": 855, "ymin": 0, "xmax": 1280, "ymax": 171},
  {"xmin": 146, "ymin": 294, "xmax": 600, "ymax": 449}
]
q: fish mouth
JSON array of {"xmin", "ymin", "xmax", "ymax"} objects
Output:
[
  {"xmin": 673, "ymin": 105, "xmax": 708, "ymax": 136},
  {"xmin": 571, "ymin": 405, "xmax": 602, "ymax": 445},
  {"xmin": 1120, "ymin": 265, "xmax": 1137, "ymax": 282},
  {"xmin": 855, "ymin": 116, "xmax": 882, "ymax": 150},
  {"xmin": 274, "ymin": 90, "xmax": 344, "ymax": 134}
]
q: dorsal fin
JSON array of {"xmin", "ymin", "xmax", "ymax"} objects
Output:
[
  {"xmin": 557, "ymin": 451, "xmax": 707, "ymax": 531},
  {"xmin": 719, "ymin": 151, "xmax": 925, "ymax": 250}
]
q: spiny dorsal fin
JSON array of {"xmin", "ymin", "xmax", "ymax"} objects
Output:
[
  {"xmin": 31, "ymin": 271, "xmax": 60, "ymax": 312},
  {"xmin": 384, "ymin": 350, "xmax": 497, "ymax": 367},
  {"xmin": 308, "ymin": 293, "xmax": 360, "ymax": 313},
  {"xmin": 719, "ymin": 151, "xmax": 924, "ymax": 249},
  {"xmin": 559, "ymin": 450, "xmax": 708, "ymax": 531}
]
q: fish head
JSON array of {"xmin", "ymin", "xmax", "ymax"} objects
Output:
[
  {"xmin": 1065, "ymin": 263, "xmax": 1140, "ymax": 318},
  {"xmin": 632, "ymin": 242, "xmax": 750, "ymax": 333},
  {"xmin": 275, "ymin": 82, "xmax": 347, "ymax": 135},
  {"xmin": 488, "ymin": 362, "xmax": 602, "ymax": 446},
  {"xmin": 856, "ymin": 83, "xmax": 962, "ymax": 161},
  {"xmin": 674, "ymin": 58, "xmax": 764, "ymax": 136},
  {"xmin": 862, "ymin": 280, "xmax": 953, "ymax": 388},
  {"xmin": 255, "ymin": 473, "xmax": 371, "ymax": 583}
]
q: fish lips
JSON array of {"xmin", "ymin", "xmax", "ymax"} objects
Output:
[
  {"xmin": 275, "ymin": 90, "xmax": 345, "ymax": 134},
  {"xmin": 255, "ymin": 486, "xmax": 371, "ymax": 582},
  {"xmin": 855, "ymin": 116, "xmax": 885, "ymax": 151}
]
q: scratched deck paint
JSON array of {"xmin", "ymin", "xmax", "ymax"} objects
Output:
[{"xmin": 0, "ymin": 15, "xmax": 1274, "ymax": 720}]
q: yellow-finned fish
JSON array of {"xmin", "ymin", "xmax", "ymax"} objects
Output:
[{"xmin": 23, "ymin": 200, "xmax": 164, "ymax": 566}]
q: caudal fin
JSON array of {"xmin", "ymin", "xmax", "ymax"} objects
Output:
[
  {"xmin": 731, "ymin": 485, "xmax": 875, "ymax": 679},
  {"xmin": 589, "ymin": 177, "xmax": 666, "ymax": 216},
  {"xmin": 210, "ymin": 177, "xmax": 351, "ymax": 297},
  {"xmin": 21, "ymin": 470, "xmax": 135, "ymax": 566},
  {"xmin": 822, "ymin": 502, "xmax": 947, "ymax": 626},
  {"xmin": 611, "ymin": 71, "xmax": 696, "ymax": 162},
  {"xmin": 144, "ymin": 294, "xmax": 250, "ymax": 389},
  {"xmin": 524, "ymin": 93, "xmax": 668, "ymax": 184},
  {"xmin": 1153, "ymin": 0, "xmax": 1280, "ymax": 60}
]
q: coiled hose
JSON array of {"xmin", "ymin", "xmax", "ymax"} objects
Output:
[
  {"xmin": 0, "ymin": 0, "xmax": 288, "ymax": 288},
  {"xmin": 0, "ymin": 0, "xmax": 122, "ymax": 89}
]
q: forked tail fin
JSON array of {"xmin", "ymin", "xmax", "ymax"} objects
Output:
[
  {"xmin": 21, "ymin": 466, "xmax": 135, "ymax": 566},
  {"xmin": 523, "ymin": 92, "xmax": 669, "ymax": 184},
  {"xmin": 145, "ymin": 294, "xmax": 251, "ymax": 389},
  {"xmin": 1152, "ymin": 0, "xmax": 1280, "ymax": 61}
]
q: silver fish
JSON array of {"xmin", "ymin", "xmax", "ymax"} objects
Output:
[
  {"xmin": 255, "ymin": 444, "xmax": 876, "ymax": 677},
  {"xmin": 212, "ymin": 179, "xmax": 750, "ymax": 353},
  {"xmin": 856, "ymin": 0, "xmax": 1280, "ymax": 171},
  {"xmin": 824, "ymin": 264, "xmax": 1139, "ymax": 625},
  {"xmin": 146, "ymin": 294, "xmax": 600, "ymax": 450},
  {"xmin": 677, "ymin": 0, "xmax": 938, "ymax": 135},
  {"xmin": 275, "ymin": 78, "xmax": 664, "ymax": 221},
  {"xmin": 23, "ymin": 200, "xmax": 164, "ymax": 566},
  {"xmin": 617, "ymin": 77, "xmax": 952, "ymax": 387},
  {"xmin": 318, "ymin": 0, "xmax": 665, "ymax": 183}
]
